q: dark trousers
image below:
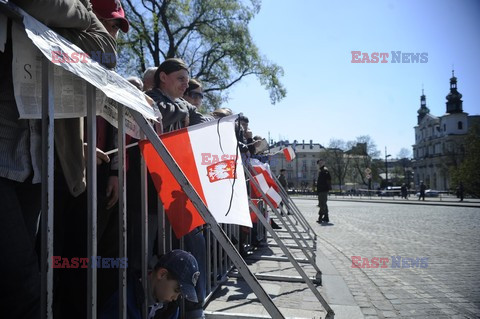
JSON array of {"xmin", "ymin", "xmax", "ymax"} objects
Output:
[
  {"xmin": 52, "ymin": 163, "xmax": 89, "ymax": 319},
  {"xmin": 318, "ymin": 192, "xmax": 329, "ymax": 222},
  {"xmin": 0, "ymin": 177, "xmax": 41, "ymax": 319}
]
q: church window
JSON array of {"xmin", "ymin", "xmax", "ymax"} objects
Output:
[{"xmin": 458, "ymin": 121, "xmax": 463, "ymax": 130}]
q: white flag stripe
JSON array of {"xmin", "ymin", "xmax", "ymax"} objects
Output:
[
  {"xmin": 266, "ymin": 187, "xmax": 282, "ymax": 206},
  {"xmin": 188, "ymin": 119, "xmax": 252, "ymax": 227},
  {"xmin": 253, "ymin": 173, "xmax": 270, "ymax": 194},
  {"xmin": 284, "ymin": 146, "xmax": 296, "ymax": 161}
]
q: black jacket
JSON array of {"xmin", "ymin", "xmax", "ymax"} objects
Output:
[{"xmin": 316, "ymin": 166, "xmax": 332, "ymax": 192}]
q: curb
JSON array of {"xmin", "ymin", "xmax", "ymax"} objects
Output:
[{"xmin": 294, "ymin": 196, "xmax": 480, "ymax": 209}]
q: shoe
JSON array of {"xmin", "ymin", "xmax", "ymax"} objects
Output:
[
  {"xmin": 271, "ymin": 220, "xmax": 282, "ymax": 229},
  {"xmin": 316, "ymin": 219, "xmax": 322, "ymax": 224}
]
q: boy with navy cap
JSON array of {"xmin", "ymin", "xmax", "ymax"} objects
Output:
[
  {"xmin": 100, "ymin": 249, "xmax": 200, "ymax": 319},
  {"xmin": 150, "ymin": 250, "xmax": 200, "ymax": 306}
]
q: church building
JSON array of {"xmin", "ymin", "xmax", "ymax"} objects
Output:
[{"xmin": 412, "ymin": 71, "xmax": 480, "ymax": 190}]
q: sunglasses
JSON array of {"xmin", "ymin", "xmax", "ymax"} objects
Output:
[{"xmin": 187, "ymin": 91, "xmax": 204, "ymax": 100}]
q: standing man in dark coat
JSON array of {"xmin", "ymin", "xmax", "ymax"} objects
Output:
[
  {"xmin": 418, "ymin": 181, "xmax": 427, "ymax": 201},
  {"xmin": 316, "ymin": 159, "xmax": 332, "ymax": 224},
  {"xmin": 278, "ymin": 169, "xmax": 288, "ymax": 189}
]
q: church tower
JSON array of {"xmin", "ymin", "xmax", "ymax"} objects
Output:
[
  {"xmin": 417, "ymin": 88, "xmax": 430, "ymax": 124},
  {"xmin": 446, "ymin": 70, "xmax": 463, "ymax": 113}
]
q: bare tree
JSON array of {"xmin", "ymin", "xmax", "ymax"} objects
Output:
[
  {"xmin": 349, "ymin": 135, "xmax": 380, "ymax": 188},
  {"xmin": 324, "ymin": 139, "xmax": 350, "ymax": 191}
]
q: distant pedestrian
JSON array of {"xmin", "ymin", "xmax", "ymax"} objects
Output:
[
  {"xmin": 401, "ymin": 183, "xmax": 408, "ymax": 199},
  {"xmin": 418, "ymin": 181, "xmax": 426, "ymax": 201},
  {"xmin": 456, "ymin": 182, "xmax": 464, "ymax": 202},
  {"xmin": 316, "ymin": 159, "xmax": 332, "ymax": 224},
  {"xmin": 277, "ymin": 169, "xmax": 290, "ymax": 215},
  {"xmin": 278, "ymin": 169, "xmax": 287, "ymax": 189}
]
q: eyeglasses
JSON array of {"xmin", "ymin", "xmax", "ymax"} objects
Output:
[{"xmin": 187, "ymin": 91, "xmax": 204, "ymax": 100}]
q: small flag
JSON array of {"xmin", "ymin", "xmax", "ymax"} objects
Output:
[
  {"xmin": 283, "ymin": 146, "xmax": 296, "ymax": 162},
  {"xmin": 249, "ymin": 159, "xmax": 282, "ymax": 208}
]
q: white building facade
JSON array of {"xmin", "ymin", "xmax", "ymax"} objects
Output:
[{"xmin": 269, "ymin": 140, "xmax": 326, "ymax": 189}]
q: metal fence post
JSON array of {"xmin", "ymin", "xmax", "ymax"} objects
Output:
[
  {"xmin": 86, "ymin": 84, "xmax": 97, "ymax": 319},
  {"xmin": 117, "ymin": 105, "xmax": 127, "ymax": 319},
  {"xmin": 40, "ymin": 57, "xmax": 54, "ymax": 319}
]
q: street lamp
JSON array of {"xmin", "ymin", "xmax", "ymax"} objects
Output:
[{"xmin": 385, "ymin": 146, "xmax": 391, "ymax": 188}]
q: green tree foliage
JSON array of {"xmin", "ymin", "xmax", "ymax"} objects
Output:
[
  {"xmin": 120, "ymin": 0, "xmax": 286, "ymax": 110},
  {"xmin": 450, "ymin": 126, "xmax": 480, "ymax": 197}
]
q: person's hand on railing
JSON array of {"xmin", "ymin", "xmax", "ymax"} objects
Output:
[
  {"xmin": 84, "ymin": 143, "xmax": 110, "ymax": 166},
  {"xmin": 244, "ymin": 128, "xmax": 253, "ymax": 139},
  {"xmin": 105, "ymin": 176, "xmax": 119, "ymax": 209},
  {"xmin": 144, "ymin": 93, "xmax": 154, "ymax": 106}
]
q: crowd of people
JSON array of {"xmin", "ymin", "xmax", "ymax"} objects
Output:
[{"xmin": 0, "ymin": 1, "xmax": 281, "ymax": 318}]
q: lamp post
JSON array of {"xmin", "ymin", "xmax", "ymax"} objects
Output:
[{"xmin": 385, "ymin": 147, "xmax": 391, "ymax": 188}]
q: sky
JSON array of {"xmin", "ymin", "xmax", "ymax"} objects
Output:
[{"xmin": 227, "ymin": 0, "xmax": 480, "ymax": 158}]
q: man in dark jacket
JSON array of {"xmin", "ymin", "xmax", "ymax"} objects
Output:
[
  {"xmin": 316, "ymin": 159, "xmax": 332, "ymax": 224},
  {"xmin": 278, "ymin": 169, "xmax": 288, "ymax": 189}
]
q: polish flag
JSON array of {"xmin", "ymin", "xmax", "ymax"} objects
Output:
[
  {"xmin": 283, "ymin": 146, "xmax": 296, "ymax": 162},
  {"xmin": 250, "ymin": 159, "xmax": 279, "ymax": 192},
  {"xmin": 249, "ymin": 159, "xmax": 282, "ymax": 208},
  {"xmin": 139, "ymin": 116, "xmax": 252, "ymax": 238}
]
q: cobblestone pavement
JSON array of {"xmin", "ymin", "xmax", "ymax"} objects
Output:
[{"xmin": 295, "ymin": 198, "xmax": 480, "ymax": 319}]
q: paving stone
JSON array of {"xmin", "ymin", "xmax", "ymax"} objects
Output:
[
  {"xmin": 361, "ymin": 307, "xmax": 378, "ymax": 315},
  {"xmin": 381, "ymin": 310, "xmax": 398, "ymax": 318}
]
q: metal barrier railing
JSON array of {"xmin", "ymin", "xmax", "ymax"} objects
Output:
[{"xmin": 244, "ymin": 163, "xmax": 334, "ymax": 318}]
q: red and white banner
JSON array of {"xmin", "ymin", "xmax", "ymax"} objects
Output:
[
  {"xmin": 139, "ymin": 116, "xmax": 252, "ymax": 238},
  {"xmin": 249, "ymin": 159, "xmax": 282, "ymax": 208},
  {"xmin": 283, "ymin": 146, "xmax": 296, "ymax": 162}
]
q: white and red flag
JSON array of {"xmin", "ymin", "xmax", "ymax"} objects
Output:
[
  {"xmin": 139, "ymin": 116, "xmax": 252, "ymax": 238},
  {"xmin": 283, "ymin": 146, "xmax": 296, "ymax": 162},
  {"xmin": 249, "ymin": 158, "xmax": 282, "ymax": 208}
]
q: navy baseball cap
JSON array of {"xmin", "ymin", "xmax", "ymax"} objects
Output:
[{"xmin": 157, "ymin": 250, "xmax": 200, "ymax": 302}]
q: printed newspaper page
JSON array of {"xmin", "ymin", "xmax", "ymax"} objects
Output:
[{"xmin": 10, "ymin": 6, "xmax": 156, "ymax": 128}]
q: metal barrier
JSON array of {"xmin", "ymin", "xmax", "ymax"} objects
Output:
[{"xmin": 244, "ymin": 163, "xmax": 334, "ymax": 318}]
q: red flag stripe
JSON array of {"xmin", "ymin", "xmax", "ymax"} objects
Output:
[{"xmin": 139, "ymin": 129, "xmax": 206, "ymax": 238}]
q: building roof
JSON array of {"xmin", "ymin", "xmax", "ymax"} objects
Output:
[{"xmin": 269, "ymin": 143, "xmax": 325, "ymax": 154}]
